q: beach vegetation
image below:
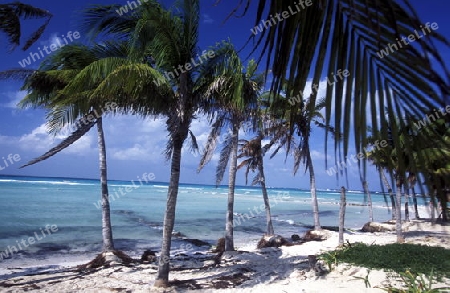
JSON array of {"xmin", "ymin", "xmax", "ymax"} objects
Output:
[
  {"xmin": 328, "ymin": 242, "xmax": 450, "ymax": 279},
  {"xmin": 381, "ymin": 269, "xmax": 446, "ymax": 293}
]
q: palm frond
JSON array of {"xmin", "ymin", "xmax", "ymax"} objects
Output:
[
  {"xmin": 0, "ymin": 2, "xmax": 52, "ymax": 51},
  {"xmin": 20, "ymin": 117, "xmax": 96, "ymax": 168},
  {"xmin": 216, "ymin": 132, "xmax": 233, "ymax": 186},
  {"xmin": 228, "ymin": 0, "xmax": 449, "ymax": 179}
]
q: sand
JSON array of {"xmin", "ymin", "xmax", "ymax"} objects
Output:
[{"xmin": 0, "ymin": 219, "xmax": 449, "ymax": 293}]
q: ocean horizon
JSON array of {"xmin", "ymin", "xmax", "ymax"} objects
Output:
[{"xmin": 0, "ymin": 174, "xmax": 430, "ymax": 266}]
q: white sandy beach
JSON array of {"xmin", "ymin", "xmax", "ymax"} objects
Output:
[{"xmin": 0, "ymin": 218, "xmax": 448, "ymax": 293}]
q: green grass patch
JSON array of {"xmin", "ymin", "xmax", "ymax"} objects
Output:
[{"xmin": 325, "ymin": 243, "xmax": 450, "ymax": 279}]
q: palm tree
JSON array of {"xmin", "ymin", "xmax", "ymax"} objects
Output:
[
  {"xmin": 0, "ymin": 2, "xmax": 52, "ymax": 51},
  {"xmin": 237, "ymin": 133, "xmax": 274, "ymax": 235},
  {"xmin": 5, "ymin": 43, "xmax": 137, "ymax": 252},
  {"xmin": 366, "ymin": 133, "xmax": 397, "ymax": 220},
  {"xmin": 267, "ymin": 94, "xmax": 337, "ymax": 231},
  {"xmin": 407, "ymin": 173, "xmax": 420, "ymax": 219},
  {"xmin": 81, "ymin": 0, "xmax": 226, "ymax": 285},
  {"xmin": 362, "ymin": 181, "xmax": 373, "ymax": 222},
  {"xmin": 413, "ymin": 117, "xmax": 450, "ymax": 222},
  {"xmin": 197, "ymin": 45, "xmax": 264, "ymax": 251},
  {"xmin": 226, "ymin": 0, "xmax": 449, "ymax": 194}
]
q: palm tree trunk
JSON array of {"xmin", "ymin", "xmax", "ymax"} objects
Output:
[
  {"xmin": 411, "ymin": 186, "xmax": 420, "ymax": 219},
  {"xmin": 404, "ymin": 193, "xmax": 410, "ymax": 222},
  {"xmin": 307, "ymin": 149, "xmax": 321, "ymax": 230},
  {"xmin": 395, "ymin": 178, "xmax": 404, "ymax": 243},
  {"xmin": 225, "ymin": 119, "xmax": 239, "ymax": 251},
  {"xmin": 258, "ymin": 158, "xmax": 274, "ymax": 235},
  {"xmin": 97, "ymin": 117, "xmax": 114, "ymax": 252},
  {"xmin": 338, "ymin": 186, "xmax": 346, "ymax": 246},
  {"xmin": 155, "ymin": 137, "xmax": 183, "ymax": 287},
  {"xmin": 364, "ymin": 181, "xmax": 373, "ymax": 222},
  {"xmin": 381, "ymin": 170, "xmax": 396, "ymax": 220}
]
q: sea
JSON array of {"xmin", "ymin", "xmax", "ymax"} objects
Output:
[{"xmin": 0, "ymin": 175, "xmax": 429, "ymax": 267}]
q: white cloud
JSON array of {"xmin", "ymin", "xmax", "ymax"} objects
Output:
[
  {"xmin": 111, "ymin": 144, "xmax": 150, "ymax": 161},
  {"xmin": 1, "ymin": 91, "xmax": 26, "ymax": 108},
  {"xmin": 18, "ymin": 123, "xmax": 93, "ymax": 154},
  {"xmin": 203, "ymin": 14, "xmax": 214, "ymax": 24},
  {"xmin": 310, "ymin": 149, "xmax": 330, "ymax": 161}
]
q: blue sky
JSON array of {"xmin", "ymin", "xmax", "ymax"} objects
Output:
[{"xmin": 0, "ymin": 0, "xmax": 449, "ymax": 191}]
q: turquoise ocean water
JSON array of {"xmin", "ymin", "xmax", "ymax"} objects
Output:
[{"xmin": 0, "ymin": 175, "xmax": 427, "ymax": 263}]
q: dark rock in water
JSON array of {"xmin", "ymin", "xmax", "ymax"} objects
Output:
[
  {"xmin": 257, "ymin": 235, "xmax": 290, "ymax": 249},
  {"xmin": 184, "ymin": 238, "xmax": 211, "ymax": 247},
  {"xmin": 212, "ymin": 237, "xmax": 225, "ymax": 253},
  {"xmin": 361, "ymin": 221, "xmax": 395, "ymax": 233},
  {"xmin": 141, "ymin": 249, "xmax": 156, "ymax": 263},
  {"xmin": 291, "ymin": 234, "xmax": 301, "ymax": 241},
  {"xmin": 172, "ymin": 231, "xmax": 186, "ymax": 238}
]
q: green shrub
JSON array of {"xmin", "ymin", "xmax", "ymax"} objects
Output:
[{"xmin": 325, "ymin": 243, "xmax": 450, "ymax": 279}]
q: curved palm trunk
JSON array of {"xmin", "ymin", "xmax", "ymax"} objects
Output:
[
  {"xmin": 258, "ymin": 158, "xmax": 274, "ymax": 235},
  {"xmin": 225, "ymin": 119, "xmax": 239, "ymax": 251},
  {"xmin": 381, "ymin": 170, "xmax": 396, "ymax": 220},
  {"xmin": 97, "ymin": 117, "xmax": 114, "ymax": 251},
  {"xmin": 155, "ymin": 137, "xmax": 183, "ymax": 287},
  {"xmin": 395, "ymin": 177, "xmax": 404, "ymax": 243},
  {"xmin": 307, "ymin": 149, "xmax": 321, "ymax": 230}
]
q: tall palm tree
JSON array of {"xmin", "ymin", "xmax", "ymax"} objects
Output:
[
  {"xmin": 237, "ymin": 133, "xmax": 275, "ymax": 235},
  {"xmin": 197, "ymin": 45, "xmax": 264, "ymax": 251},
  {"xmin": 366, "ymin": 132, "xmax": 397, "ymax": 220},
  {"xmin": 407, "ymin": 173, "xmax": 420, "ymax": 219},
  {"xmin": 267, "ymin": 94, "xmax": 337, "ymax": 231},
  {"xmin": 0, "ymin": 2, "xmax": 52, "ymax": 51},
  {"xmin": 225, "ymin": 0, "xmax": 449, "ymax": 193},
  {"xmin": 4, "ymin": 43, "xmax": 138, "ymax": 252},
  {"xmin": 413, "ymin": 117, "xmax": 450, "ymax": 222},
  {"xmin": 81, "ymin": 0, "xmax": 223, "ymax": 285}
]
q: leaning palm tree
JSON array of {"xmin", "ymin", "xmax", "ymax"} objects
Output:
[
  {"xmin": 0, "ymin": 2, "xmax": 52, "ymax": 51},
  {"xmin": 225, "ymin": 0, "xmax": 449, "ymax": 197},
  {"xmin": 237, "ymin": 134, "xmax": 275, "ymax": 235},
  {"xmin": 5, "ymin": 43, "xmax": 136, "ymax": 252},
  {"xmin": 197, "ymin": 44, "xmax": 264, "ymax": 251}
]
